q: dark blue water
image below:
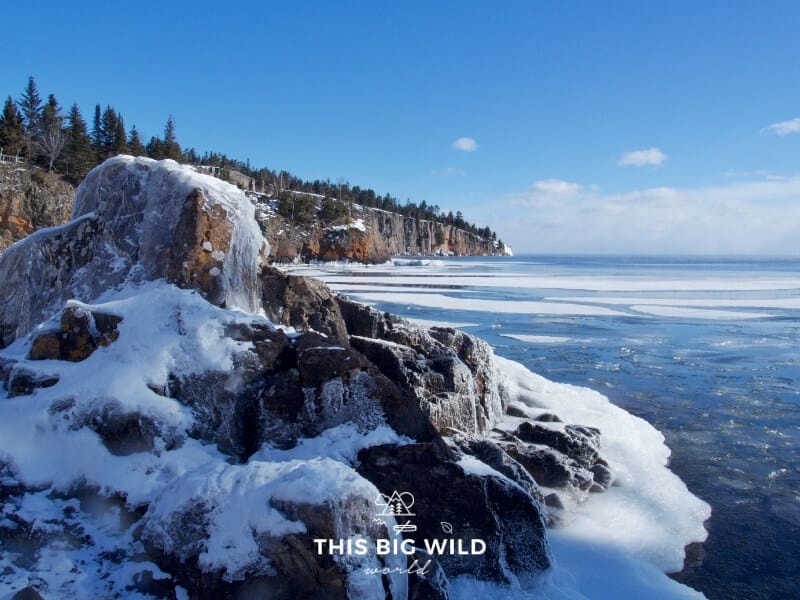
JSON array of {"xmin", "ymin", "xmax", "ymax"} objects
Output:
[{"xmin": 293, "ymin": 256, "xmax": 800, "ymax": 600}]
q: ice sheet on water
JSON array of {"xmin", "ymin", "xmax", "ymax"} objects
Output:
[
  {"xmin": 629, "ymin": 305, "xmax": 774, "ymax": 320},
  {"xmin": 501, "ymin": 334, "xmax": 573, "ymax": 344},
  {"xmin": 349, "ymin": 292, "xmax": 629, "ymax": 316},
  {"xmin": 405, "ymin": 317, "xmax": 480, "ymax": 329},
  {"xmin": 306, "ymin": 273, "xmax": 800, "ymax": 292},
  {"xmin": 551, "ymin": 295, "xmax": 800, "ymax": 310}
]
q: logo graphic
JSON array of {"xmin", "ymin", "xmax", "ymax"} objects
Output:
[{"xmin": 375, "ymin": 491, "xmax": 417, "ymax": 533}]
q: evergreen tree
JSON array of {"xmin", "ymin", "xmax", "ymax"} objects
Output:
[
  {"xmin": 162, "ymin": 116, "xmax": 182, "ymax": 161},
  {"xmin": 146, "ymin": 135, "xmax": 163, "ymax": 159},
  {"xmin": 182, "ymin": 147, "xmax": 199, "ymax": 164},
  {"xmin": 17, "ymin": 76, "xmax": 42, "ymax": 159},
  {"xmin": 113, "ymin": 112, "xmax": 128, "ymax": 155},
  {"xmin": 41, "ymin": 94, "xmax": 63, "ymax": 133},
  {"xmin": 0, "ymin": 97, "xmax": 24, "ymax": 158},
  {"xmin": 62, "ymin": 103, "xmax": 93, "ymax": 180},
  {"xmin": 91, "ymin": 104, "xmax": 102, "ymax": 156},
  {"xmin": 128, "ymin": 126, "xmax": 145, "ymax": 156},
  {"xmin": 99, "ymin": 105, "xmax": 118, "ymax": 157}
]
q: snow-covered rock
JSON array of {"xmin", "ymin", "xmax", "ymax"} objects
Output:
[
  {"xmin": 0, "ymin": 156, "xmax": 267, "ymax": 347},
  {"xmin": 0, "ymin": 156, "xmax": 621, "ymax": 599}
]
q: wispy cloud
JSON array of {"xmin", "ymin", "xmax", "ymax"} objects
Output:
[
  {"xmin": 478, "ymin": 175, "xmax": 800, "ymax": 255},
  {"xmin": 433, "ymin": 167, "xmax": 466, "ymax": 177},
  {"xmin": 451, "ymin": 137, "xmax": 478, "ymax": 152},
  {"xmin": 761, "ymin": 117, "xmax": 800, "ymax": 136},
  {"xmin": 723, "ymin": 169, "xmax": 786, "ymax": 181},
  {"xmin": 531, "ymin": 179, "xmax": 583, "ymax": 195},
  {"xmin": 618, "ymin": 147, "xmax": 667, "ymax": 167},
  {"xmin": 516, "ymin": 179, "xmax": 585, "ymax": 208}
]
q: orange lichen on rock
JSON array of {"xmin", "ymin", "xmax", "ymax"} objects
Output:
[{"xmin": 28, "ymin": 305, "xmax": 122, "ymax": 362}]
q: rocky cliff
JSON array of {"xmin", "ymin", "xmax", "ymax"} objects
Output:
[
  {"xmin": 0, "ymin": 162, "xmax": 501, "ymax": 265},
  {"xmin": 259, "ymin": 203, "xmax": 498, "ymax": 264},
  {"xmin": 0, "ymin": 164, "xmax": 74, "ymax": 253},
  {"xmin": 0, "ymin": 157, "xmax": 609, "ymax": 600}
]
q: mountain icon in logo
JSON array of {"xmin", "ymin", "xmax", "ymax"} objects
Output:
[{"xmin": 375, "ymin": 491, "xmax": 415, "ymax": 518}]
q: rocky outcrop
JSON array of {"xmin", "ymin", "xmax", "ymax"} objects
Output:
[
  {"xmin": 0, "ymin": 164, "xmax": 73, "ymax": 253},
  {"xmin": 0, "ymin": 156, "xmax": 267, "ymax": 347},
  {"xmin": 28, "ymin": 304, "xmax": 121, "ymax": 362},
  {"xmin": 0, "ymin": 162, "xmax": 500, "ymax": 267},
  {"xmin": 0, "ymin": 157, "xmax": 610, "ymax": 599},
  {"xmin": 259, "ymin": 204, "xmax": 498, "ymax": 263}
]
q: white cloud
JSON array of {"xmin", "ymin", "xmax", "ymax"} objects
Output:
[
  {"xmin": 618, "ymin": 147, "xmax": 668, "ymax": 167},
  {"xmin": 762, "ymin": 117, "xmax": 800, "ymax": 136},
  {"xmin": 515, "ymin": 179, "xmax": 585, "ymax": 209},
  {"xmin": 476, "ymin": 175, "xmax": 800, "ymax": 255},
  {"xmin": 451, "ymin": 137, "xmax": 478, "ymax": 152},
  {"xmin": 724, "ymin": 169, "xmax": 786, "ymax": 181},
  {"xmin": 532, "ymin": 179, "xmax": 583, "ymax": 195},
  {"xmin": 433, "ymin": 167, "xmax": 466, "ymax": 177}
]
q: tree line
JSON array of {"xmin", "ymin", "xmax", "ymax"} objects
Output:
[
  {"xmin": 0, "ymin": 77, "xmax": 182, "ymax": 183},
  {"xmin": 0, "ymin": 76, "xmax": 501, "ymax": 244}
]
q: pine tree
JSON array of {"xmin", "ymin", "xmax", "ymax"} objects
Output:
[
  {"xmin": 146, "ymin": 136, "xmax": 163, "ymax": 159},
  {"xmin": 183, "ymin": 147, "xmax": 199, "ymax": 164},
  {"xmin": 41, "ymin": 94, "xmax": 63, "ymax": 133},
  {"xmin": 162, "ymin": 115, "xmax": 182, "ymax": 161},
  {"xmin": 62, "ymin": 103, "xmax": 94, "ymax": 180},
  {"xmin": 128, "ymin": 126, "xmax": 145, "ymax": 156},
  {"xmin": 113, "ymin": 112, "xmax": 128, "ymax": 155},
  {"xmin": 91, "ymin": 104, "xmax": 102, "ymax": 156},
  {"xmin": 99, "ymin": 105, "xmax": 118, "ymax": 157},
  {"xmin": 0, "ymin": 97, "xmax": 24, "ymax": 158},
  {"xmin": 18, "ymin": 76, "xmax": 42, "ymax": 159}
]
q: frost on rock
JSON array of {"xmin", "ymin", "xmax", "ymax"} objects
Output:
[{"xmin": 0, "ymin": 156, "xmax": 268, "ymax": 347}]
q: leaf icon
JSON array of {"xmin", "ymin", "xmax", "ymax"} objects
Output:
[{"xmin": 440, "ymin": 521, "xmax": 453, "ymax": 535}]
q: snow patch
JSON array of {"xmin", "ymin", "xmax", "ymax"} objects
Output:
[{"xmin": 496, "ymin": 356, "xmax": 711, "ymax": 575}]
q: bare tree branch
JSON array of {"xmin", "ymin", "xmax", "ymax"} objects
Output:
[{"xmin": 38, "ymin": 127, "xmax": 66, "ymax": 172}]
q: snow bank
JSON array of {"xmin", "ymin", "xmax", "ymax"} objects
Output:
[{"xmin": 495, "ymin": 355, "xmax": 711, "ymax": 594}]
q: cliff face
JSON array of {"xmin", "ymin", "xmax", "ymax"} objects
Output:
[
  {"xmin": 0, "ymin": 164, "xmax": 74, "ymax": 252},
  {"xmin": 0, "ymin": 164, "xmax": 499, "ymax": 264},
  {"xmin": 259, "ymin": 202, "xmax": 498, "ymax": 264}
]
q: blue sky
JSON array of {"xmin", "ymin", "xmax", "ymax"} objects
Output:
[{"xmin": 4, "ymin": 0, "xmax": 800, "ymax": 254}]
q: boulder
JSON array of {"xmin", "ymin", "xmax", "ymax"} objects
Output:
[
  {"xmin": 451, "ymin": 435, "xmax": 543, "ymax": 503},
  {"xmin": 498, "ymin": 440, "xmax": 594, "ymax": 490},
  {"xmin": 28, "ymin": 305, "xmax": 121, "ymax": 362},
  {"xmin": 0, "ymin": 156, "xmax": 267, "ymax": 347},
  {"xmin": 261, "ymin": 266, "xmax": 349, "ymax": 343},
  {"xmin": 341, "ymin": 298, "xmax": 509, "ymax": 435},
  {"xmin": 6, "ymin": 365, "xmax": 59, "ymax": 397},
  {"xmin": 357, "ymin": 442, "xmax": 550, "ymax": 583},
  {"xmin": 139, "ymin": 461, "xmax": 405, "ymax": 600},
  {"xmin": 515, "ymin": 422, "xmax": 601, "ymax": 467}
]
